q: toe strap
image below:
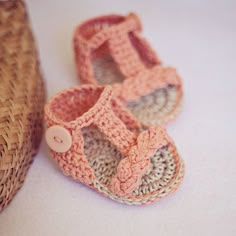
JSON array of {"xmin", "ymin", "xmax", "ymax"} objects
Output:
[
  {"xmin": 114, "ymin": 66, "xmax": 182, "ymax": 102},
  {"xmin": 109, "ymin": 126, "xmax": 170, "ymax": 197}
]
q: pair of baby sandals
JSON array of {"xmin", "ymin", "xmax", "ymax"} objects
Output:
[{"xmin": 45, "ymin": 13, "xmax": 184, "ymax": 205}]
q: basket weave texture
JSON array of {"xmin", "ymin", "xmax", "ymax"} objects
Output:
[{"xmin": 0, "ymin": 0, "xmax": 45, "ymax": 211}]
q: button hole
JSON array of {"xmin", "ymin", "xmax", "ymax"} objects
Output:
[{"xmin": 54, "ymin": 136, "xmax": 63, "ymax": 143}]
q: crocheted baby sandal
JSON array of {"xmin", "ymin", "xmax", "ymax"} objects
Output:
[
  {"xmin": 0, "ymin": 0, "xmax": 45, "ymax": 211},
  {"xmin": 45, "ymin": 85, "xmax": 184, "ymax": 205},
  {"xmin": 74, "ymin": 13, "xmax": 183, "ymax": 126}
]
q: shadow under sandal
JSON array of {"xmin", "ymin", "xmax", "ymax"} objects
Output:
[
  {"xmin": 74, "ymin": 13, "xmax": 183, "ymax": 126},
  {"xmin": 45, "ymin": 85, "xmax": 184, "ymax": 205}
]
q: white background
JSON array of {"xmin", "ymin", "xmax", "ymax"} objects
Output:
[{"xmin": 1, "ymin": 0, "xmax": 236, "ymax": 235}]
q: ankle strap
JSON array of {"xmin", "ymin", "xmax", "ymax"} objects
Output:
[
  {"xmin": 45, "ymin": 85, "xmax": 140, "ymax": 155},
  {"xmin": 74, "ymin": 13, "xmax": 145, "ymax": 84},
  {"xmin": 77, "ymin": 13, "xmax": 141, "ymax": 49}
]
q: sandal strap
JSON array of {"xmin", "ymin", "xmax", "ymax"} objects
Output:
[
  {"xmin": 130, "ymin": 31, "xmax": 161, "ymax": 66},
  {"xmin": 108, "ymin": 29, "xmax": 145, "ymax": 77},
  {"xmin": 113, "ymin": 66, "xmax": 182, "ymax": 102},
  {"xmin": 74, "ymin": 13, "xmax": 150, "ymax": 83},
  {"xmin": 88, "ymin": 13, "xmax": 142, "ymax": 50},
  {"xmin": 109, "ymin": 126, "xmax": 171, "ymax": 197},
  {"xmin": 110, "ymin": 98, "xmax": 141, "ymax": 131},
  {"xmin": 45, "ymin": 86, "xmax": 173, "ymax": 196},
  {"xmin": 92, "ymin": 100, "xmax": 137, "ymax": 155},
  {"xmin": 45, "ymin": 85, "xmax": 142, "ymax": 184}
]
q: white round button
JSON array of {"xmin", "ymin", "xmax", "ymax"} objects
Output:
[{"xmin": 45, "ymin": 125, "xmax": 72, "ymax": 153}]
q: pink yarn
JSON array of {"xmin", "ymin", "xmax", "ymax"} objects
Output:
[
  {"xmin": 109, "ymin": 126, "xmax": 169, "ymax": 196},
  {"xmin": 73, "ymin": 13, "xmax": 182, "ymax": 103},
  {"xmin": 45, "ymin": 85, "xmax": 175, "ymax": 197}
]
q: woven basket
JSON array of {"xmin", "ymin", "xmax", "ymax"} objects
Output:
[{"xmin": 0, "ymin": 0, "xmax": 45, "ymax": 211}]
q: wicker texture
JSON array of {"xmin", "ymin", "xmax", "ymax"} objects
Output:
[{"xmin": 0, "ymin": 0, "xmax": 45, "ymax": 211}]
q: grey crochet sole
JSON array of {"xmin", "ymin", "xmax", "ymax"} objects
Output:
[
  {"xmin": 127, "ymin": 86, "xmax": 182, "ymax": 126},
  {"xmin": 82, "ymin": 127, "xmax": 184, "ymax": 205},
  {"xmin": 93, "ymin": 55, "xmax": 182, "ymax": 126}
]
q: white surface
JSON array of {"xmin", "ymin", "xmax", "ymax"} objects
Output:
[{"xmin": 1, "ymin": 0, "xmax": 236, "ymax": 235}]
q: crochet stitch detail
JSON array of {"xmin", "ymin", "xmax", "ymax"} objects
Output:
[
  {"xmin": 45, "ymin": 85, "xmax": 184, "ymax": 205},
  {"xmin": 73, "ymin": 13, "xmax": 182, "ymax": 100},
  {"xmin": 73, "ymin": 13, "xmax": 183, "ymax": 127},
  {"xmin": 45, "ymin": 86, "xmax": 139, "ymax": 184},
  {"xmin": 109, "ymin": 126, "xmax": 169, "ymax": 196}
]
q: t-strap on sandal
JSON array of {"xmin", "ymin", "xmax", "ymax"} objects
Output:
[
  {"xmin": 45, "ymin": 85, "xmax": 184, "ymax": 205},
  {"xmin": 74, "ymin": 13, "xmax": 183, "ymax": 126}
]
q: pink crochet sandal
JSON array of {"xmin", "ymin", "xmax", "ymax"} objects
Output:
[
  {"xmin": 74, "ymin": 13, "xmax": 183, "ymax": 126},
  {"xmin": 45, "ymin": 85, "xmax": 184, "ymax": 205}
]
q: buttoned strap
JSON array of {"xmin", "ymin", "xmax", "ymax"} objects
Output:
[{"xmin": 45, "ymin": 85, "xmax": 140, "ymax": 182}]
